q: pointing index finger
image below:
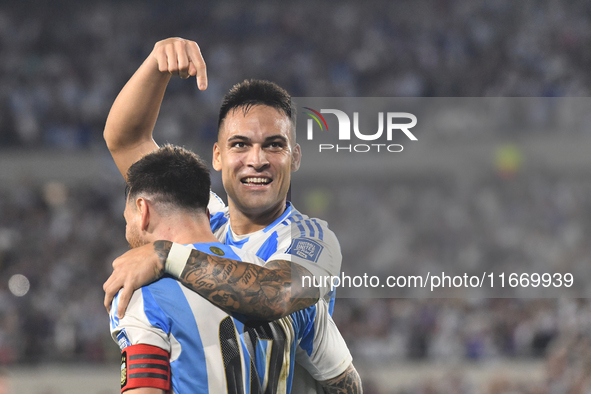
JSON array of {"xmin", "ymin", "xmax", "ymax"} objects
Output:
[{"xmin": 186, "ymin": 41, "xmax": 207, "ymax": 90}]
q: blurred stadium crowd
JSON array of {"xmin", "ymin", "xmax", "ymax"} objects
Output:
[
  {"xmin": 2, "ymin": 0, "xmax": 591, "ymax": 393},
  {"xmin": 322, "ymin": 173, "xmax": 591, "ymax": 392},
  {"xmin": 2, "ymin": 0, "xmax": 591, "ymax": 150}
]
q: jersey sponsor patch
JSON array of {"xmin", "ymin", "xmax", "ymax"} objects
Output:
[
  {"xmin": 117, "ymin": 329, "xmax": 131, "ymax": 350},
  {"xmin": 286, "ymin": 238, "xmax": 324, "ymax": 263}
]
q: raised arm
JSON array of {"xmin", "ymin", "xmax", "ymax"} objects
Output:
[
  {"xmin": 104, "ymin": 241, "xmax": 319, "ymax": 321},
  {"xmin": 103, "ymin": 37, "xmax": 207, "ymax": 178}
]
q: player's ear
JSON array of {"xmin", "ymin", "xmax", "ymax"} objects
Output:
[
  {"xmin": 212, "ymin": 142, "xmax": 222, "ymax": 172},
  {"xmin": 136, "ymin": 197, "xmax": 150, "ymax": 231},
  {"xmin": 291, "ymin": 143, "xmax": 301, "ymax": 172}
]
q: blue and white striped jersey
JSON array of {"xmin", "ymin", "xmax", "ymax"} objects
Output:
[
  {"xmin": 109, "ymin": 242, "xmax": 352, "ymax": 394},
  {"xmin": 208, "ymin": 192, "xmax": 344, "ymax": 394},
  {"xmin": 208, "ymin": 192, "xmax": 342, "ymax": 302}
]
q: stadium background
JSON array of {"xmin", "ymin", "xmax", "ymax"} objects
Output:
[{"xmin": 1, "ymin": 0, "xmax": 591, "ymax": 392}]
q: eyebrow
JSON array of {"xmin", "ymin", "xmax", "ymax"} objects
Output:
[
  {"xmin": 227, "ymin": 135, "xmax": 250, "ymax": 142},
  {"xmin": 227, "ymin": 134, "xmax": 289, "ymax": 144}
]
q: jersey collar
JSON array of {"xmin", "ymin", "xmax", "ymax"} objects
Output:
[
  {"xmin": 227, "ymin": 201, "xmax": 295, "ymax": 242},
  {"xmin": 262, "ymin": 201, "xmax": 293, "ymax": 233}
]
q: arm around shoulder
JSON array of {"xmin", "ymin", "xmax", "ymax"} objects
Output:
[
  {"xmin": 178, "ymin": 249, "xmax": 320, "ymax": 321},
  {"xmin": 104, "ymin": 241, "xmax": 319, "ymax": 321}
]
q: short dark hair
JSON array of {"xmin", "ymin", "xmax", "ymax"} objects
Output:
[
  {"xmin": 126, "ymin": 144, "xmax": 210, "ymax": 212},
  {"xmin": 218, "ymin": 79, "xmax": 296, "ymax": 134}
]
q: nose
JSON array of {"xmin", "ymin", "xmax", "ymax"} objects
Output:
[{"xmin": 246, "ymin": 145, "xmax": 269, "ymax": 170}]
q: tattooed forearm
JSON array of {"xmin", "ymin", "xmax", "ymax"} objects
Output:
[
  {"xmin": 321, "ymin": 364, "xmax": 363, "ymax": 394},
  {"xmin": 178, "ymin": 250, "xmax": 319, "ymax": 321}
]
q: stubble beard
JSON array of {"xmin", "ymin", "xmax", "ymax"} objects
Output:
[{"xmin": 127, "ymin": 225, "xmax": 147, "ymax": 249}]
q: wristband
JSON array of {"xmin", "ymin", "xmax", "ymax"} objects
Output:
[{"xmin": 164, "ymin": 242, "xmax": 191, "ymax": 278}]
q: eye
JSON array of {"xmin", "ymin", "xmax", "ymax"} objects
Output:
[
  {"xmin": 267, "ymin": 141, "xmax": 285, "ymax": 149},
  {"xmin": 230, "ymin": 141, "xmax": 246, "ymax": 148}
]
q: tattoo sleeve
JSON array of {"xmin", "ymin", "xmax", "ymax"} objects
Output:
[
  {"xmin": 164, "ymin": 247, "xmax": 319, "ymax": 321},
  {"xmin": 320, "ymin": 364, "xmax": 363, "ymax": 394}
]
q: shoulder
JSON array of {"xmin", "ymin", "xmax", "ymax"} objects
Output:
[
  {"xmin": 208, "ymin": 191, "xmax": 226, "ymax": 214},
  {"xmin": 230, "ymin": 246, "xmax": 266, "ymax": 266},
  {"xmin": 114, "ymin": 278, "xmax": 182, "ymax": 323},
  {"xmin": 187, "ymin": 242, "xmax": 261, "ymax": 264},
  {"xmin": 280, "ymin": 205, "xmax": 338, "ymax": 243},
  {"xmin": 268, "ymin": 206, "xmax": 342, "ymax": 292},
  {"xmin": 208, "ymin": 192, "xmax": 230, "ymax": 233},
  {"xmin": 276, "ymin": 207, "xmax": 341, "ymax": 257}
]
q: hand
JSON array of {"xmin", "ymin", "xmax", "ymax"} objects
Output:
[
  {"xmin": 103, "ymin": 242, "xmax": 166, "ymax": 318},
  {"xmin": 150, "ymin": 37, "xmax": 208, "ymax": 90}
]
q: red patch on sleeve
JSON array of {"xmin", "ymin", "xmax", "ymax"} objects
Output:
[{"xmin": 121, "ymin": 344, "xmax": 170, "ymax": 392}]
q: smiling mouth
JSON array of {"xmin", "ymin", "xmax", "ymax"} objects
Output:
[{"xmin": 241, "ymin": 177, "xmax": 272, "ymax": 186}]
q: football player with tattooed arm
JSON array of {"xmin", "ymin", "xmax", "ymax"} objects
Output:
[
  {"xmin": 103, "ymin": 37, "xmax": 361, "ymax": 393},
  {"xmin": 111, "ymin": 144, "xmax": 356, "ymax": 393}
]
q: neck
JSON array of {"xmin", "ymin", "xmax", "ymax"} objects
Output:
[
  {"xmin": 227, "ymin": 199, "xmax": 287, "ymax": 235},
  {"xmin": 149, "ymin": 215, "xmax": 219, "ymax": 245}
]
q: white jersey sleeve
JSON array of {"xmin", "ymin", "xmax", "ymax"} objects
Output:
[
  {"xmin": 269, "ymin": 217, "xmax": 342, "ymax": 299},
  {"xmin": 295, "ymin": 299, "xmax": 352, "ymax": 382},
  {"xmin": 109, "ymin": 288, "xmax": 169, "ymax": 353}
]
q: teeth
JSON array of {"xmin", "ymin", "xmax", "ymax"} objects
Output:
[{"xmin": 243, "ymin": 177, "xmax": 271, "ymax": 185}]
